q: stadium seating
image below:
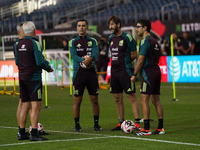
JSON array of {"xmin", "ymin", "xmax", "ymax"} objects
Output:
[
  {"xmin": 0, "ymin": 0, "xmax": 20, "ymax": 8},
  {"xmin": 0, "ymin": 0, "xmax": 199, "ymax": 33}
]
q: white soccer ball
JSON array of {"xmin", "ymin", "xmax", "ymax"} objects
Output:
[
  {"xmin": 80, "ymin": 62, "xmax": 87, "ymax": 68},
  {"xmin": 29, "ymin": 123, "xmax": 44, "ymax": 134},
  {"xmin": 80, "ymin": 55, "xmax": 93, "ymax": 69},
  {"xmin": 121, "ymin": 120, "xmax": 135, "ymax": 134}
]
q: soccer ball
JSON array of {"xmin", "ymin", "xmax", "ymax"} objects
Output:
[
  {"xmin": 121, "ymin": 120, "xmax": 135, "ymax": 134},
  {"xmin": 80, "ymin": 62, "xmax": 87, "ymax": 68},
  {"xmin": 80, "ymin": 55, "xmax": 93, "ymax": 69},
  {"xmin": 29, "ymin": 123, "xmax": 44, "ymax": 134}
]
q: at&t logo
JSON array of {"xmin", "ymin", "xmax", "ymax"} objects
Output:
[{"xmin": 169, "ymin": 57, "xmax": 181, "ymax": 82}]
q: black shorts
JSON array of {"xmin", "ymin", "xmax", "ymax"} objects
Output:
[
  {"xmin": 73, "ymin": 70, "xmax": 99, "ymax": 96},
  {"xmin": 110, "ymin": 69, "xmax": 136, "ymax": 94},
  {"xmin": 19, "ymin": 80, "xmax": 42, "ymax": 102},
  {"xmin": 140, "ymin": 68, "xmax": 161, "ymax": 95}
]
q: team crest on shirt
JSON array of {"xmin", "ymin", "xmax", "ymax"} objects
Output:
[
  {"xmin": 87, "ymin": 41, "xmax": 92, "ymax": 47},
  {"xmin": 110, "ymin": 41, "xmax": 113, "ymax": 46},
  {"xmin": 119, "ymin": 40, "xmax": 124, "ymax": 46},
  {"xmin": 77, "ymin": 43, "xmax": 81, "ymax": 48}
]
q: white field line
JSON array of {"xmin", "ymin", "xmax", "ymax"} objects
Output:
[
  {"xmin": 115, "ymin": 136, "xmax": 200, "ymax": 147},
  {"xmin": 0, "ymin": 126, "xmax": 200, "ymax": 147},
  {"xmin": 0, "ymin": 136, "xmax": 113, "ymax": 147}
]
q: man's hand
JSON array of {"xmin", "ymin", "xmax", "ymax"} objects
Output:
[
  {"xmin": 130, "ymin": 75, "xmax": 136, "ymax": 82},
  {"xmin": 82, "ymin": 56, "xmax": 93, "ymax": 66},
  {"xmin": 48, "ymin": 67, "xmax": 54, "ymax": 72}
]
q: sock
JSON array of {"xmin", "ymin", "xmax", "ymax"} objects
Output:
[
  {"xmin": 118, "ymin": 119, "xmax": 124, "ymax": 124},
  {"xmin": 135, "ymin": 119, "xmax": 140, "ymax": 124},
  {"xmin": 144, "ymin": 119, "xmax": 150, "ymax": 130},
  {"xmin": 18, "ymin": 126, "xmax": 20, "ymax": 133},
  {"xmin": 94, "ymin": 116, "xmax": 99, "ymax": 127},
  {"xmin": 19, "ymin": 128, "xmax": 25, "ymax": 135},
  {"xmin": 158, "ymin": 119, "xmax": 163, "ymax": 129},
  {"xmin": 74, "ymin": 118, "xmax": 80, "ymax": 127},
  {"xmin": 31, "ymin": 128, "xmax": 37, "ymax": 136}
]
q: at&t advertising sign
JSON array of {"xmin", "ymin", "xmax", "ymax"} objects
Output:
[{"xmin": 167, "ymin": 56, "xmax": 200, "ymax": 83}]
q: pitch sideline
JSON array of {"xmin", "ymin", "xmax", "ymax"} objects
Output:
[{"xmin": 0, "ymin": 126, "xmax": 200, "ymax": 147}]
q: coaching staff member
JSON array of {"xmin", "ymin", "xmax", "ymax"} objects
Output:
[
  {"xmin": 69, "ymin": 19, "xmax": 102, "ymax": 132},
  {"xmin": 14, "ymin": 21, "xmax": 53, "ymax": 141},
  {"xmin": 131, "ymin": 19, "xmax": 165, "ymax": 136},
  {"xmin": 108, "ymin": 15, "xmax": 141, "ymax": 131}
]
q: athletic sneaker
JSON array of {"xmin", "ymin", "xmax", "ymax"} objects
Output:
[
  {"xmin": 110, "ymin": 123, "xmax": 121, "ymax": 131},
  {"xmin": 18, "ymin": 132, "xmax": 30, "ymax": 140},
  {"xmin": 152, "ymin": 127, "xmax": 165, "ymax": 134},
  {"xmin": 39, "ymin": 131, "xmax": 50, "ymax": 135},
  {"xmin": 29, "ymin": 135, "xmax": 49, "ymax": 141},
  {"xmin": 17, "ymin": 131, "xmax": 30, "ymax": 138},
  {"xmin": 94, "ymin": 125, "xmax": 102, "ymax": 131},
  {"xmin": 134, "ymin": 128, "xmax": 152, "ymax": 136},
  {"xmin": 134, "ymin": 123, "xmax": 142, "ymax": 131},
  {"xmin": 74, "ymin": 126, "xmax": 81, "ymax": 132}
]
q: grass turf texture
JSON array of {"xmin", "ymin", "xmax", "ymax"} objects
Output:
[{"xmin": 0, "ymin": 82, "xmax": 200, "ymax": 149}]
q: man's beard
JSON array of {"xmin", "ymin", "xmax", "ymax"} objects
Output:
[{"xmin": 111, "ymin": 27, "xmax": 119, "ymax": 35}]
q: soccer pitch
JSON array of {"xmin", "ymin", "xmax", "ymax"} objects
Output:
[{"xmin": 0, "ymin": 82, "xmax": 200, "ymax": 150}]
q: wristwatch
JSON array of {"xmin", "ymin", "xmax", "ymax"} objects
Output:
[{"xmin": 133, "ymin": 73, "xmax": 137, "ymax": 76}]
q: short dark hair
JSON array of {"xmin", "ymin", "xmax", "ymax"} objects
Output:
[
  {"xmin": 20, "ymin": 22, "xmax": 24, "ymax": 27},
  {"xmin": 108, "ymin": 15, "xmax": 121, "ymax": 28},
  {"xmin": 16, "ymin": 22, "xmax": 24, "ymax": 31},
  {"xmin": 76, "ymin": 19, "xmax": 88, "ymax": 26},
  {"xmin": 137, "ymin": 19, "xmax": 151, "ymax": 32}
]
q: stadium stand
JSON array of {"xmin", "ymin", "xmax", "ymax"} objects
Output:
[
  {"xmin": 0, "ymin": 0, "xmax": 200, "ymax": 32},
  {"xmin": 0, "ymin": 0, "xmax": 20, "ymax": 8}
]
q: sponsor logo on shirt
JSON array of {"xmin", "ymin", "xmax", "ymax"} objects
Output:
[
  {"xmin": 112, "ymin": 52, "xmax": 118, "ymax": 55},
  {"xmin": 19, "ymin": 44, "xmax": 26, "ymax": 51},
  {"xmin": 87, "ymin": 52, "xmax": 92, "ymax": 55},
  {"xmin": 112, "ymin": 56, "xmax": 118, "ymax": 61},
  {"xmin": 112, "ymin": 48, "xmax": 118, "ymax": 51},
  {"xmin": 77, "ymin": 48, "xmax": 84, "ymax": 51},
  {"xmin": 86, "ymin": 48, "xmax": 92, "ymax": 51}
]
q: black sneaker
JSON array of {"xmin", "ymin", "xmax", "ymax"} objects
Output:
[
  {"xmin": 18, "ymin": 132, "xmax": 30, "ymax": 140},
  {"xmin": 94, "ymin": 126, "xmax": 102, "ymax": 131},
  {"xmin": 110, "ymin": 123, "xmax": 121, "ymax": 131},
  {"xmin": 74, "ymin": 126, "xmax": 81, "ymax": 132},
  {"xmin": 17, "ymin": 131, "xmax": 30, "ymax": 138},
  {"xmin": 29, "ymin": 135, "xmax": 49, "ymax": 141},
  {"xmin": 39, "ymin": 131, "xmax": 50, "ymax": 135}
]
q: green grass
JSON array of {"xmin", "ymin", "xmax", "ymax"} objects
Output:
[{"xmin": 0, "ymin": 82, "xmax": 200, "ymax": 150}]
